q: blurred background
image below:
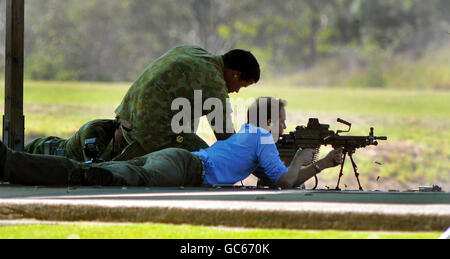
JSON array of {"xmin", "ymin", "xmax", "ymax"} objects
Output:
[
  {"xmin": 0, "ymin": 0, "xmax": 449, "ymax": 190},
  {"xmin": 1, "ymin": 0, "xmax": 449, "ymax": 86}
]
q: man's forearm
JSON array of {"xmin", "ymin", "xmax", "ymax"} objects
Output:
[
  {"xmin": 278, "ymin": 156, "xmax": 329, "ymax": 189},
  {"xmin": 277, "ymin": 150, "xmax": 305, "ymax": 188},
  {"xmin": 277, "ymin": 148, "xmax": 343, "ymax": 189},
  {"xmin": 293, "ymin": 159, "xmax": 328, "ymax": 187}
]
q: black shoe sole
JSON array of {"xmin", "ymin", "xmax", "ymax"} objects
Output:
[{"xmin": 86, "ymin": 167, "xmax": 113, "ymax": 186}]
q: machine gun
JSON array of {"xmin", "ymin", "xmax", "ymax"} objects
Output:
[{"xmin": 276, "ymin": 118, "xmax": 387, "ymax": 190}]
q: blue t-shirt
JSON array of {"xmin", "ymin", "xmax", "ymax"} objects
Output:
[{"xmin": 192, "ymin": 124, "xmax": 289, "ymax": 185}]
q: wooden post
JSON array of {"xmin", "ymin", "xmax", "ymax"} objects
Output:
[{"xmin": 3, "ymin": 0, "xmax": 25, "ymax": 151}]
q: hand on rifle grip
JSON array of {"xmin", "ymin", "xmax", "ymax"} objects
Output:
[
  {"xmin": 333, "ymin": 148, "xmax": 344, "ymax": 166},
  {"xmin": 325, "ymin": 147, "xmax": 344, "ymax": 167}
]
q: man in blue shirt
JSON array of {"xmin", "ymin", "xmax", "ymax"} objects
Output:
[
  {"xmin": 192, "ymin": 97, "xmax": 343, "ymax": 189},
  {"xmin": 0, "ymin": 97, "xmax": 343, "ymax": 189}
]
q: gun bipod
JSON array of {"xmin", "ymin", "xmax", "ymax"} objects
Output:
[{"xmin": 335, "ymin": 150, "xmax": 363, "ymax": 191}]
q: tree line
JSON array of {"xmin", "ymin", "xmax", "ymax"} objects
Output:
[{"xmin": 0, "ymin": 0, "xmax": 448, "ymax": 84}]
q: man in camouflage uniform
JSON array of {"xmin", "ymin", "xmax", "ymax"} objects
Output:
[
  {"xmin": 113, "ymin": 45, "xmax": 260, "ymax": 160},
  {"xmin": 24, "ymin": 119, "xmax": 125, "ymax": 162},
  {"xmin": 24, "ymin": 45, "xmax": 260, "ymax": 163}
]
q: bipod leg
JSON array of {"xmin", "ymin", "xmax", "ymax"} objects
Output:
[
  {"xmin": 335, "ymin": 152, "xmax": 347, "ymax": 190},
  {"xmin": 348, "ymin": 153, "xmax": 363, "ymax": 191}
]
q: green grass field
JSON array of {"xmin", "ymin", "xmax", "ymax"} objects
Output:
[{"xmin": 0, "ymin": 222, "xmax": 442, "ymax": 239}]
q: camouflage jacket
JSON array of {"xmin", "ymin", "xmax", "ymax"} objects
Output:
[{"xmin": 115, "ymin": 45, "xmax": 233, "ymax": 153}]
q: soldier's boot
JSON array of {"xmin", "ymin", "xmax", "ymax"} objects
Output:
[{"xmin": 0, "ymin": 140, "xmax": 112, "ymax": 186}]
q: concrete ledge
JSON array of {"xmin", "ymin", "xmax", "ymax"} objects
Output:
[{"xmin": 1, "ymin": 199, "xmax": 449, "ymax": 231}]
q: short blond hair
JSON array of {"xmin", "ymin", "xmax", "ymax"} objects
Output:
[{"xmin": 247, "ymin": 97, "xmax": 287, "ymax": 127}]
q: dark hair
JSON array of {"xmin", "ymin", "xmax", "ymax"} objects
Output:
[
  {"xmin": 222, "ymin": 49, "xmax": 260, "ymax": 83},
  {"xmin": 247, "ymin": 97, "xmax": 287, "ymax": 127}
]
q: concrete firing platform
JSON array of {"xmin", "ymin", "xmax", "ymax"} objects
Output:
[
  {"xmin": 0, "ymin": 184, "xmax": 449, "ymax": 231},
  {"xmin": 0, "ymin": 184, "xmax": 449, "ymax": 204}
]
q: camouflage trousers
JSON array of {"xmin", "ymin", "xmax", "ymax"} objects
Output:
[
  {"xmin": 3, "ymin": 146, "xmax": 203, "ymax": 187},
  {"xmin": 113, "ymin": 130, "xmax": 209, "ymax": 161}
]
